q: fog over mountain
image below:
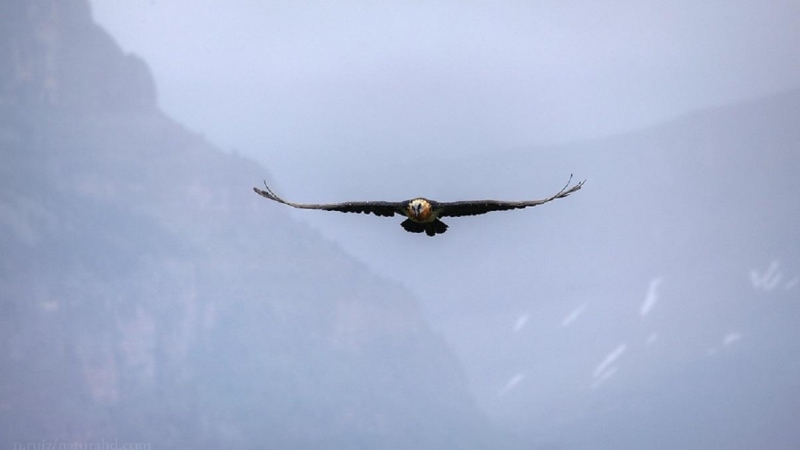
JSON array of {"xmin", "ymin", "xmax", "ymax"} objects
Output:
[
  {"xmin": 90, "ymin": 0, "xmax": 800, "ymax": 164},
  {"xmin": 282, "ymin": 85, "xmax": 800, "ymax": 450},
  {"xmin": 1, "ymin": 2, "xmax": 496, "ymax": 448},
  {"xmin": 3, "ymin": 1, "xmax": 800, "ymax": 450}
]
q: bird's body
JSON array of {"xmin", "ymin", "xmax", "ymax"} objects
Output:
[{"xmin": 253, "ymin": 176, "xmax": 584, "ymax": 237}]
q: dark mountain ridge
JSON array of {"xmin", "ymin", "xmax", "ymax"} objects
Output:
[
  {"xmin": 0, "ymin": 1, "xmax": 498, "ymax": 448},
  {"xmin": 3, "ymin": 1, "xmax": 799, "ymax": 449},
  {"xmin": 1, "ymin": 0, "xmax": 155, "ymax": 113}
]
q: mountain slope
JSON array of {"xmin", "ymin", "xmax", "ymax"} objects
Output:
[
  {"xmin": 398, "ymin": 90, "xmax": 800, "ymax": 449},
  {"xmin": 0, "ymin": 1, "xmax": 496, "ymax": 448},
  {"xmin": 272, "ymin": 87, "xmax": 800, "ymax": 449}
]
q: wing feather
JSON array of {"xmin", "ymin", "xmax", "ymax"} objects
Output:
[
  {"xmin": 253, "ymin": 182, "xmax": 402, "ymax": 217},
  {"xmin": 437, "ymin": 175, "xmax": 585, "ymax": 218}
]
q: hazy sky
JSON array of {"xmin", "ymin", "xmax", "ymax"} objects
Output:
[
  {"xmin": 79, "ymin": 4, "xmax": 800, "ymax": 444},
  {"xmin": 90, "ymin": 0, "xmax": 800, "ymax": 166}
]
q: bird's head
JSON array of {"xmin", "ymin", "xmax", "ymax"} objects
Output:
[{"xmin": 407, "ymin": 199, "xmax": 432, "ymax": 221}]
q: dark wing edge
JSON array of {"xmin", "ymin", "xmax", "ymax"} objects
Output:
[
  {"xmin": 438, "ymin": 174, "xmax": 586, "ymax": 218},
  {"xmin": 253, "ymin": 181, "xmax": 401, "ymax": 217}
]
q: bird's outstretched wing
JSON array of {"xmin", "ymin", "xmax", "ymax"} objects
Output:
[
  {"xmin": 253, "ymin": 182, "xmax": 403, "ymax": 217},
  {"xmin": 436, "ymin": 175, "xmax": 585, "ymax": 218}
]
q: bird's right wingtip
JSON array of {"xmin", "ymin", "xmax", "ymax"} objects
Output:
[
  {"xmin": 253, "ymin": 183, "xmax": 273, "ymax": 199},
  {"xmin": 254, "ymin": 181, "xmax": 283, "ymax": 203}
]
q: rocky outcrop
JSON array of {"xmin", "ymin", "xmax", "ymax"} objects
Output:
[{"xmin": 0, "ymin": 0, "xmax": 156, "ymax": 112}]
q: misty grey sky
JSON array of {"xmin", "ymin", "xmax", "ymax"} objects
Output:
[
  {"xmin": 71, "ymin": 4, "xmax": 800, "ymax": 444},
  {"xmin": 90, "ymin": 0, "xmax": 800, "ymax": 166}
]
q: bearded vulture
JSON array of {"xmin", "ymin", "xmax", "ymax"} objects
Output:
[{"xmin": 253, "ymin": 175, "xmax": 584, "ymax": 237}]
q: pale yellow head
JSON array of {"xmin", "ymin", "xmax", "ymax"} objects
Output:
[{"xmin": 406, "ymin": 198, "xmax": 433, "ymax": 222}]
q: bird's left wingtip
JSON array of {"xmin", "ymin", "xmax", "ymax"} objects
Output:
[{"xmin": 253, "ymin": 186, "xmax": 272, "ymax": 199}]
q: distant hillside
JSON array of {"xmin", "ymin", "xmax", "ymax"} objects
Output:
[
  {"xmin": 270, "ymin": 87, "xmax": 800, "ymax": 450},
  {"xmin": 368, "ymin": 89, "xmax": 800, "ymax": 450},
  {"xmin": 0, "ymin": 1, "xmax": 498, "ymax": 449}
]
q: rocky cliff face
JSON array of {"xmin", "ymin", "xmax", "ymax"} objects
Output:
[
  {"xmin": 0, "ymin": 0, "xmax": 155, "ymax": 112},
  {"xmin": 0, "ymin": 2, "xmax": 495, "ymax": 449}
]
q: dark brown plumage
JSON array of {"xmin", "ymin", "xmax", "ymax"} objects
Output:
[{"xmin": 253, "ymin": 175, "xmax": 584, "ymax": 237}]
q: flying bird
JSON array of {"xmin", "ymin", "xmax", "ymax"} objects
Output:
[{"xmin": 253, "ymin": 175, "xmax": 584, "ymax": 237}]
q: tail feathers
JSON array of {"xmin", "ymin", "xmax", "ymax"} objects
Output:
[
  {"xmin": 401, "ymin": 219, "xmax": 448, "ymax": 237},
  {"xmin": 427, "ymin": 219, "xmax": 448, "ymax": 236}
]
